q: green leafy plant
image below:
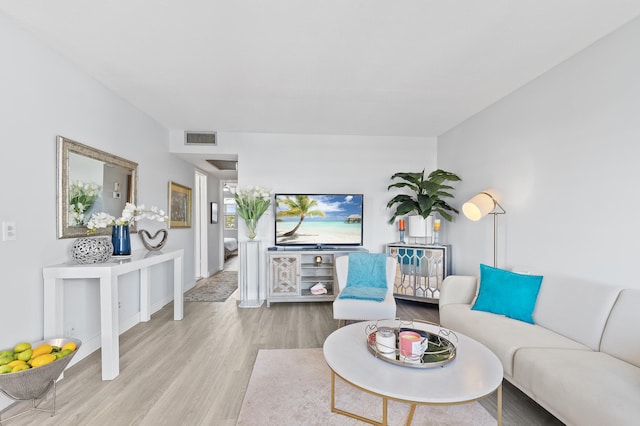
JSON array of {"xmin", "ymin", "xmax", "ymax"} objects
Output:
[
  {"xmin": 386, "ymin": 169, "xmax": 461, "ymax": 224},
  {"xmin": 233, "ymin": 186, "xmax": 272, "ymax": 239}
]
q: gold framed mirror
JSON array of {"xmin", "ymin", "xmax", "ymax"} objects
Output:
[{"xmin": 57, "ymin": 136, "xmax": 138, "ymax": 239}]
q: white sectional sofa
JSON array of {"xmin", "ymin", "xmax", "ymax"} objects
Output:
[{"xmin": 439, "ymin": 274, "xmax": 640, "ymax": 426}]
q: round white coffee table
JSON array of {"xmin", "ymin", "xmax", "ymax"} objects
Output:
[{"xmin": 323, "ymin": 321, "xmax": 503, "ymax": 425}]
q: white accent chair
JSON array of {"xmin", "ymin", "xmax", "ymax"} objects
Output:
[{"xmin": 332, "ymin": 255, "xmax": 397, "ymax": 327}]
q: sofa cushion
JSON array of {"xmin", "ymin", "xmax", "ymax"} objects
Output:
[
  {"xmin": 471, "ymin": 264, "xmax": 543, "ymax": 324},
  {"xmin": 532, "ymin": 276, "xmax": 622, "ymax": 350},
  {"xmin": 513, "ymin": 348, "xmax": 640, "ymax": 426},
  {"xmin": 333, "ymin": 290, "xmax": 396, "ymax": 321},
  {"xmin": 600, "ymin": 289, "xmax": 640, "ymax": 368},
  {"xmin": 440, "ymin": 304, "xmax": 590, "ymax": 378}
]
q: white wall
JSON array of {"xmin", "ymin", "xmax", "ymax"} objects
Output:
[
  {"xmin": 171, "ymin": 132, "xmax": 438, "ymax": 250},
  {"xmin": 0, "ymin": 13, "xmax": 196, "ymax": 408},
  {"xmin": 438, "ymin": 16, "xmax": 640, "ymax": 289},
  {"xmin": 171, "ymin": 131, "xmax": 439, "ymax": 298}
]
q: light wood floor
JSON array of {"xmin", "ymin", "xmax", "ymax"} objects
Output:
[{"xmin": 1, "ymin": 294, "xmax": 563, "ymax": 425}]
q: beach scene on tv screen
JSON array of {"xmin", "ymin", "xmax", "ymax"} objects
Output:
[{"xmin": 275, "ymin": 194, "xmax": 363, "ymax": 245}]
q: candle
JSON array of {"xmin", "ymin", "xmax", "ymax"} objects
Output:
[
  {"xmin": 398, "ymin": 219, "xmax": 405, "ymax": 231},
  {"xmin": 433, "ymin": 219, "xmax": 441, "ymax": 232}
]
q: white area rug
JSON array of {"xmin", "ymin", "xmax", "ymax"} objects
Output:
[{"xmin": 237, "ymin": 348, "xmax": 497, "ymax": 425}]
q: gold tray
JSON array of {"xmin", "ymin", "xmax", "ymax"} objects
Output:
[{"xmin": 365, "ymin": 319, "xmax": 457, "ymax": 369}]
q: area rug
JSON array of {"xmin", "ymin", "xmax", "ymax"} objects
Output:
[
  {"xmin": 237, "ymin": 348, "xmax": 497, "ymax": 425},
  {"xmin": 183, "ymin": 271, "xmax": 238, "ymax": 302}
]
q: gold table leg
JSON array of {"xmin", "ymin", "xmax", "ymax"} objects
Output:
[
  {"xmin": 497, "ymin": 383, "xmax": 503, "ymax": 426},
  {"xmin": 330, "ymin": 369, "xmax": 502, "ymax": 426},
  {"xmin": 406, "ymin": 404, "xmax": 417, "ymax": 425}
]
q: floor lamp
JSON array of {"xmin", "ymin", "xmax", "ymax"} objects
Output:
[{"xmin": 462, "ymin": 192, "xmax": 506, "ymax": 267}]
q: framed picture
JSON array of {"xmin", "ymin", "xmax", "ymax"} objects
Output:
[
  {"xmin": 210, "ymin": 202, "xmax": 218, "ymax": 224},
  {"xmin": 168, "ymin": 181, "xmax": 192, "ymax": 228}
]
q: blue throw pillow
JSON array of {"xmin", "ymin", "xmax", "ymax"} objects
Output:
[
  {"xmin": 471, "ymin": 264, "xmax": 543, "ymax": 324},
  {"xmin": 346, "ymin": 253, "xmax": 387, "ymax": 289}
]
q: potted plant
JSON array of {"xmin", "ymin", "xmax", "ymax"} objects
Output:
[{"xmin": 386, "ymin": 169, "xmax": 461, "ymax": 225}]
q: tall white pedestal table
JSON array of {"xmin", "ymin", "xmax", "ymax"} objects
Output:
[
  {"xmin": 42, "ymin": 249, "xmax": 184, "ymax": 380},
  {"xmin": 239, "ymin": 240, "xmax": 264, "ymax": 308}
]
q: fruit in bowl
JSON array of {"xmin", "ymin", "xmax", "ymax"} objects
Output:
[
  {"xmin": 0, "ymin": 340, "xmax": 77, "ymax": 374},
  {"xmin": 0, "ymin": 338, "xmax": 81, "ymax": 400}
]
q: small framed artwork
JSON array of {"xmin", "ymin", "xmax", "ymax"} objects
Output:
[
  {"xmin": 168, "ymin": 181, "xmax": 192, "ymax": 228},
  {"xmin": 210, "ymin": 202, "xmax": 218, "ymax": 224}
]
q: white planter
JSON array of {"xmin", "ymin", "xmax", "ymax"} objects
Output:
[{"xmin": 407, "ymin": 215, "xmax": 433, "ymax": 243}]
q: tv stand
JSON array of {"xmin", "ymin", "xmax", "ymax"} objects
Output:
[
  {"xmin": 272, "ymin": 245, "xmax": 367, "ymax": 252},
  {"xmin": 266, "ymin": 247, "xmax": 368, "ymax": 307}
]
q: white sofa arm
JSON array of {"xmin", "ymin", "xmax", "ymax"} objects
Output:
[{"xmin": 439, "ymin": 275, "xmax": 478, "ymax": 307}]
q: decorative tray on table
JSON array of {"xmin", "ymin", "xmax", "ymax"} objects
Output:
[{"xmin": 365, "ymin": 319, "xmax": 457, "ymax": 369}]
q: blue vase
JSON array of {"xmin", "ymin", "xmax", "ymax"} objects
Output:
[{"xmin": 112, "ymin": 224, "xmax": 131, "ymax": 256}]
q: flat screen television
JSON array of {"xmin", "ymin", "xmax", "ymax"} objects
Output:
[{"xmin": 274, "ymin": 194, "xmax": 363, "ymax": 248}]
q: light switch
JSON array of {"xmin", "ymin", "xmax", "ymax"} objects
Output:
[{"xmin": 2, "ymin": 222, "xmax": 16, "ymax": 241}]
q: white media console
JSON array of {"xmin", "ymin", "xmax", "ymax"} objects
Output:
[{"xmin": 266, "ymin": 247, "xmax": 367, "ymax": 307}]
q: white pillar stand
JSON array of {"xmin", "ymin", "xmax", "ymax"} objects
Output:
[{"xmin": 239, "ymin": 240, "xmax": 264, "ymax": 308}]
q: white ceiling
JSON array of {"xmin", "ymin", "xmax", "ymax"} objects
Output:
[{"xmin": 2, "ymin": 1, "xmax": 640, "ymax": 140}]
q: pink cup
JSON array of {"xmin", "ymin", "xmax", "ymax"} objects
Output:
[{"xmin": 399, "ymin": 331, "xmax": 424, "ymax": 361}]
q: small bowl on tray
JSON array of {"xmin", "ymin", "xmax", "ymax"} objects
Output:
[{"xmin": 365, "ymin": 320, "xmax": 457, "ymax": 369}]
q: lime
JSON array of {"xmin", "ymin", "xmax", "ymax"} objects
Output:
[
  {"xmin": 0, "ymin": 350, "xmax": 14, "ymax": 358},
  {"xmin": 14, "ymin": 342, "xmax": 31, "ymax": 353},
  {"xmin": 0, "ymin": 356, "xmax": 14, "ymax": 366},
  {"xmin": 59, "ymin": 349, "xmax": 73, "ymax": 358},
  {"xmin": 16, "ymin": 349, "xmax": 32, "ymax": 361}
]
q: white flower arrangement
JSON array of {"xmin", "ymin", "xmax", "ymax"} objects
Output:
[
  {"xmin": 232, "ymin": 185, "xmax": 272, "ymax": 239},
  {"xmin": 68, "ymin": 180, "xmax": 102, "ymax": 226},
  {"xmin": 86, "ymin": 203, "xmax": 168, "ymax": 234}
]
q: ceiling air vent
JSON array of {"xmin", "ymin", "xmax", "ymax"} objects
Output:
[
  {"xmin": 185, "ymin": 131, "xmax": 217, "ymax": 145},
  {"xmin": 206, "ymin": 160, "xmax": 237, "ymax": 171}
]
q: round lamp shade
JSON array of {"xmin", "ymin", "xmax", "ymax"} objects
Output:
[{"xmin": 462, "ymin": 193, "xmax": 496, "ymax": 221}]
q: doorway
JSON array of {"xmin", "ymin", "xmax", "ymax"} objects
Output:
[
  {"xmin": 221, "ymin": 181, "xmax": 239, "ymax": 272},
  {"xmin": 194, "ymin": 170, "xmax": 208, "ymax": 279}
]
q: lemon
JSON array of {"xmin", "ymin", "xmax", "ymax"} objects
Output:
[
  {"xmin": 7, "ymin": 360, "xmax": 26, "ymax": 367},
  {"xmin": 0, "ymin": 365, "xmax": 13, "ymax": 374},
  {"xmin": 31, "ymin": 344, "xmax": 52, "ymax": 359},
  {"xmin": 61, "ymin": 341, "xmax": 77, "ymax": 352},
  {"xmin": 14, "ymin": 342, "xmax": 31, "ymax": 353},
  {"xmin": 11, "ymin": 364, "xmax": 30, "ymax": 373},
  {"xmin": 31, "ymin": 354, "xmax": 56, "ymax": 368}
]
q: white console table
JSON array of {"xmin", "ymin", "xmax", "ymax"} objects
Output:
[{"xmin": 42, "ymin": 249, "xmax": 184, "ymax": 380}]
